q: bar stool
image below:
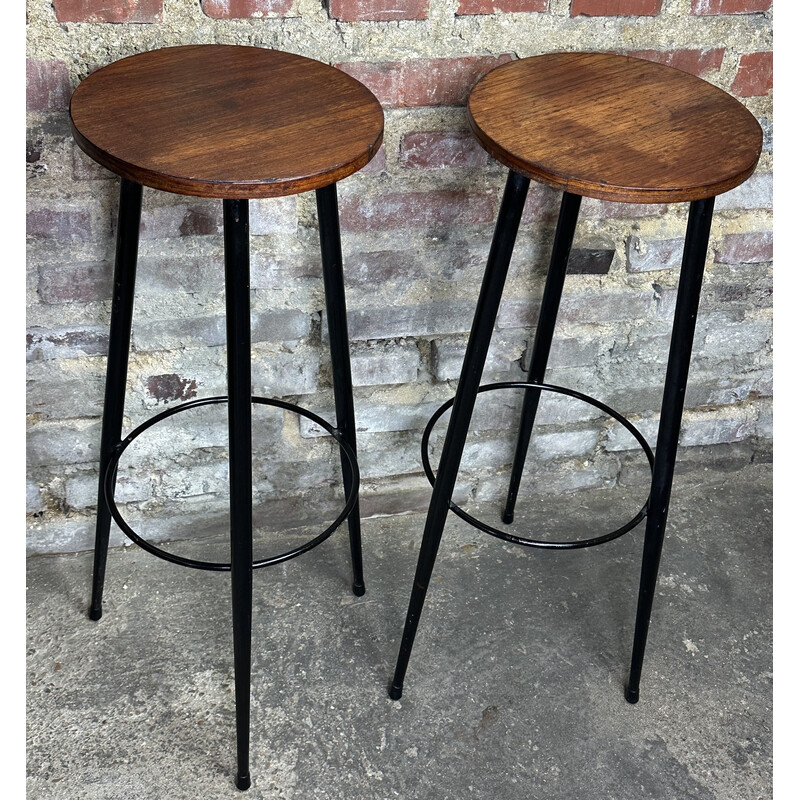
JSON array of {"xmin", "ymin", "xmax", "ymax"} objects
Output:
[
  {"xmin": 389, "ymin": 53, "xmax": 762, "ymax": 704},
  {"xmin": 69, "ymin": 44, "xmax": 383, "ymax": 789}
]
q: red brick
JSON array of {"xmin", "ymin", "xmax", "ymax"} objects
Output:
[
  {"xmin": 400, "ymin": 132, "xmax": 487, "ymax": 169},
  {"xmin": 714, "ymin": 232, "xmax": 773, "ymax": 264},
  {"xmin": 360, "ymin": 143, "xmax": 387, "ymax": 175},
  {"xmin": 457, "ymin": 0, "xmax": 547, "ymax": 15},
  {"xmin": 27, "ymin": 209, "xmax": 91, "ymax": 241},
  {"xmin": 329, "ymin": 0, "xmax": 428, "ymax": 21},
  {"xmin": 580, "ymin": 197, "xmax": 669, "ymax": 219},
  {"xmin": 520, "ymin": 184, "xmax": 561, "ymax": 224},
  {"xmin": 731, "ymin": 52, "xmax": 772, "ymax": 97},
  {"xmin": 138, "ymin": 204, "xmax": 223, "ymax": 239},
  {"xmin": 337, "ymin": 55, "xmax": 513, "ymax": 108},
  {"xmin": 146, "ymin": 374, "xmax": 198, "ymax": 403},
  {"xmin": 26, "ymin": 60, "xmax": 71, "ymax": 112},
  {"xmin": 339, "ymin": 190, "xmax": 495, "ymax": 231},
  {"xmin": 571, "ymin": 0, "xmax": 661, "ymax": 15},
  {"xmin": 628, "ymin": 48, "xmax": 725, "ymax": 77},
  {"xmin": 73, "ymin": 145, "xmax": 115, "ymax": 180},
  {"xmin": 39, "ymin": 262, "xmax": 112, "ymax": 304},
  {"xmin": 52, "ymin": 0, "xmax": 163, "ymax": 23},
  {"xmin": 690, "ymin": 0, "xmax": 771, "ymax": 13},
  {"xmin": 200, "ymin": 0, "xmax": 294, "ymax": 17},
  {"xmin": 337, "ymin": 62, "xmax": 402, "ymax": 107}
]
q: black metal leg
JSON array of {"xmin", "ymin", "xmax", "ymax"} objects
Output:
[
  {"xmin": 502, "ymin": 191, "xmax": 582, "ymax": 524},
  {"xmin": 89, "ymin": 178, "xmax": 142, "ymax": 621},
  {"xmin": 389, "ymin": 169, "xmax": 530, "ymax": 700},
  {"xmin": 316, "ymin": 183, "xmax": 365, "ymax": 597},
  {"xmin": 223, "ymin": 199, "xmax": 253, "ymax": 790},
  {"xmin": 625, "ymin": 197, "xmax": 715, "ymax": 704}
]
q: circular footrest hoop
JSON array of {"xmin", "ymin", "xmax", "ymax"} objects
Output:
[
  {"xmin": 421, "ymin": 381, "xmax": 655, "ymax": 550},
  {"xmin": 103, "ymin": 395, "xmax": 359, "ymax": 572}
]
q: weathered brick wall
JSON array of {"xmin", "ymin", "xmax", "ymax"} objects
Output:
[{"xmin": 26, "ymin": 0, "xmax": 773, "ymax": 554}]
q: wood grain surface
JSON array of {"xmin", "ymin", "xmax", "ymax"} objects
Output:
[
  {"xmin": 467, "ymin": 52, "xmax": 763, "ymax": 204},
  {"xmin": 69, "ymin": 45, "xmax": 385, "ymax": 199}
]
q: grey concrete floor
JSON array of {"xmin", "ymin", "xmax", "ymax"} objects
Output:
[{"xmin": 27, "ymin": 460, "xmax": 772, "ymax": 800}]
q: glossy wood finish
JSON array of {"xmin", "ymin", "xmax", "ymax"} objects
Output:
[
  {"xmin": 69, "ymin": 45, "xmax": 384, "ymax": 199},
  {"xmin": 467, "ymin": 52, "xmax": 763, "ymax": 204}
]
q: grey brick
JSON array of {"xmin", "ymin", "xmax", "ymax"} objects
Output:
[
  {"xmin": 27, "ymin": 373, "xmax": 105, "ymax": 419},
  {"xmin": 250, "ymin": 197, "xmax": 298, "ymax": 235},
  {"xmin": 251, "ymin": 252, "xmax": 321, "ymax": 289},
  {"xmin": 252, "ymin": 350, "xmax": 320, "ymax": 397},
  {"xmin": 135, "ymin": 256, "xmax": 223, "ymax": 295},
  {"xmin": 132, "ymin": 309, "xmax": 310, "ymax": 351},
  {"xmin": 27, "ymin": 327, "xmax": 108, "ymax": 362},
  {"xmin": 755, "ymin": 403, "xmax": 772, "ymax": 439},
  {"xmin": 558, "ymin": 291, "xmax": 654, "ymax": 324},
  {"xmin": 27, "ymin": 482, "xmax": 44, "ymax": 514},
  {"xmin": 27, "ymin": 421, "xmax": 101, "ymax": 467},
  {"xmin": 299, "ymin": 399, "xmax": 443, "ymax": 438},
  {"xmin": 701, "ymin": 319, "xmax": 772, "ymax": 359},
  {"xmin": 627, "ymin": 236, "xmax": 684, "ymax": 273},
  {"xmin": 432, "ymin": 337, "xmax": 525, "ymax": 382},
  {"xmin": 66, "ymin": 470, "xmax": 154, "ymax": 510},
  {"xmin": 605, "ymin": 418, "xmax": 659, "ymax": 452},
  {"xmin": 715, "ymin": 173, "xmax": 772, "ymax": 210},
  {"xmin": 524, "ymin": 337, "xmax": 600, "ymax": 371},
  {"xmin": 581, "ymin": 198, "xmax": 667, "ymax": 219},
  {"xmin": 679, "ymin": 414, "xmax": 754, "ymax": 447},
  {"xmin": 339, "ymin": 301, "xmax": 479, "ymax": 341},
  {"xmin": 530, "ymin": 428, "xmax": 599, "ymax": 460},
  {"xmin": 357, "ymin": 431, "xmax": 425, "ymax": 479},
  {"xmin": 349, "ymin": 341, "xmax": 420, "ymax": 387},
  {"xmin": 342, "ymin": 250, "xmax": 429, "ymax": 286},
  {"xmin": 496, "ymin": 299, "xmax": 540, "ymax": 330}
]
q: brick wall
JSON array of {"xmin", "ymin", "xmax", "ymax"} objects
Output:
[{"xmin": 26, "ymin": 0, "xmax": 772, "ymax": 554}]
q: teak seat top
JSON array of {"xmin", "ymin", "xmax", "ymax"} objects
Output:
[
  {"xmin": 69, "ymin": 45, "xmax": 384, "ymax": 199},
  {"xmin": 467, "ymin": 52, "xmax": 763, "ymax": 204}
]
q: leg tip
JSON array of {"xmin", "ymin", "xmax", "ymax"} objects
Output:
[
  {"xmin": 236, "ymin": 774, "xmax": 251, "ymax": 791},
  {"xmin": 625, "ymin": 686, "xmax": 639, "ymax": 705},
  {"xmin": 501, "ymin": 510, "xmax": 514, "ymax": 525},
  {"xmin": 352, "ymin": 581, "xmax": 366, "ymax": 597},
  {"xmin": 88, "ymin": 607, "xmax": 103, "ymax": 621},
  {"xmin": 388, "ymin": 683, "xmax": 403, "ymax": 701}
]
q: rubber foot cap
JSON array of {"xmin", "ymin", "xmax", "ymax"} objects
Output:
[
  {"xmin": 625, "ymin": 686, "xmax": 639, "ymax": 705},
  {"xmin": 89, "ymin": 607, "xmax": 102, "ymax": 621},
  {"xmin": 352, "ymin": 582, "xmax": 366, "ymax": 597},
  {"xmin": 501, "ymin": 510, "xmax": 514, "ymax": 525},
  {"xmin": 389, "ymin": 684, "xmax": 403, "ymax": 701},
  {"xmin": 236, "ymin": 774, "xmax": 251, "ymax": 791}
]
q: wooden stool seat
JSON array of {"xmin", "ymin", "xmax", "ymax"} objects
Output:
[
  {"xmin": 467, "ymin": 52, "xmax": 762, "ymax": 204},
  {"xmin": 71, "ymin": 44, "xmax": 384, "ymax": 789},
  {"xmin": 390, "ymin": 51, "xmax": 764, "ymax": 709},
  {"xmin": 69, "ymin": 44, "xmax": 384, "ymax": 199}
]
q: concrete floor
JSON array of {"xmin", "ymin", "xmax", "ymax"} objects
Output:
[{"xmin": 26, "ymin": 459, "xmax": 772, "ymax": 800}]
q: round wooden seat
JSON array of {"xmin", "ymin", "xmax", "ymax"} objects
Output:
[
  {"xmin": 467, "ymin": 52, "xmax": 763, "ymax": 204},
  {"xmin": 69, "ymin": 45, "xmax": 384, "ymax": 199}
]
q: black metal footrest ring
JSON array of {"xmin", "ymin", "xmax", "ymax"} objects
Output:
[
  {"xmin": 103, "ymin": 395, "xmax": 359, "ymax": 572},
  {"xmin": 421, "ymin": 381, "xmax": 655, "ymax": 550}
]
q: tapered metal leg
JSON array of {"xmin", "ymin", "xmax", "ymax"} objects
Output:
[
  {"xmin": 389, "ymin": 170, "xmax": 530, "ymax": 700},
  {"xmin": 89, "ymin": 178, "xmax": 142, "ymax": 621},
  {"xmin": 223, "ymin": 199, "xmax": 253, "ymax": 790},
  {"xmin": 502, "ymin": 191, "xmax": 582, "ymax": 524},
  {"xmin": 625, "ymin": 197, "xmax": 715, "ymax": 704},
  {"xmin": 316, "ymin": 183, "xmax": 365, "ymax": 596}
]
